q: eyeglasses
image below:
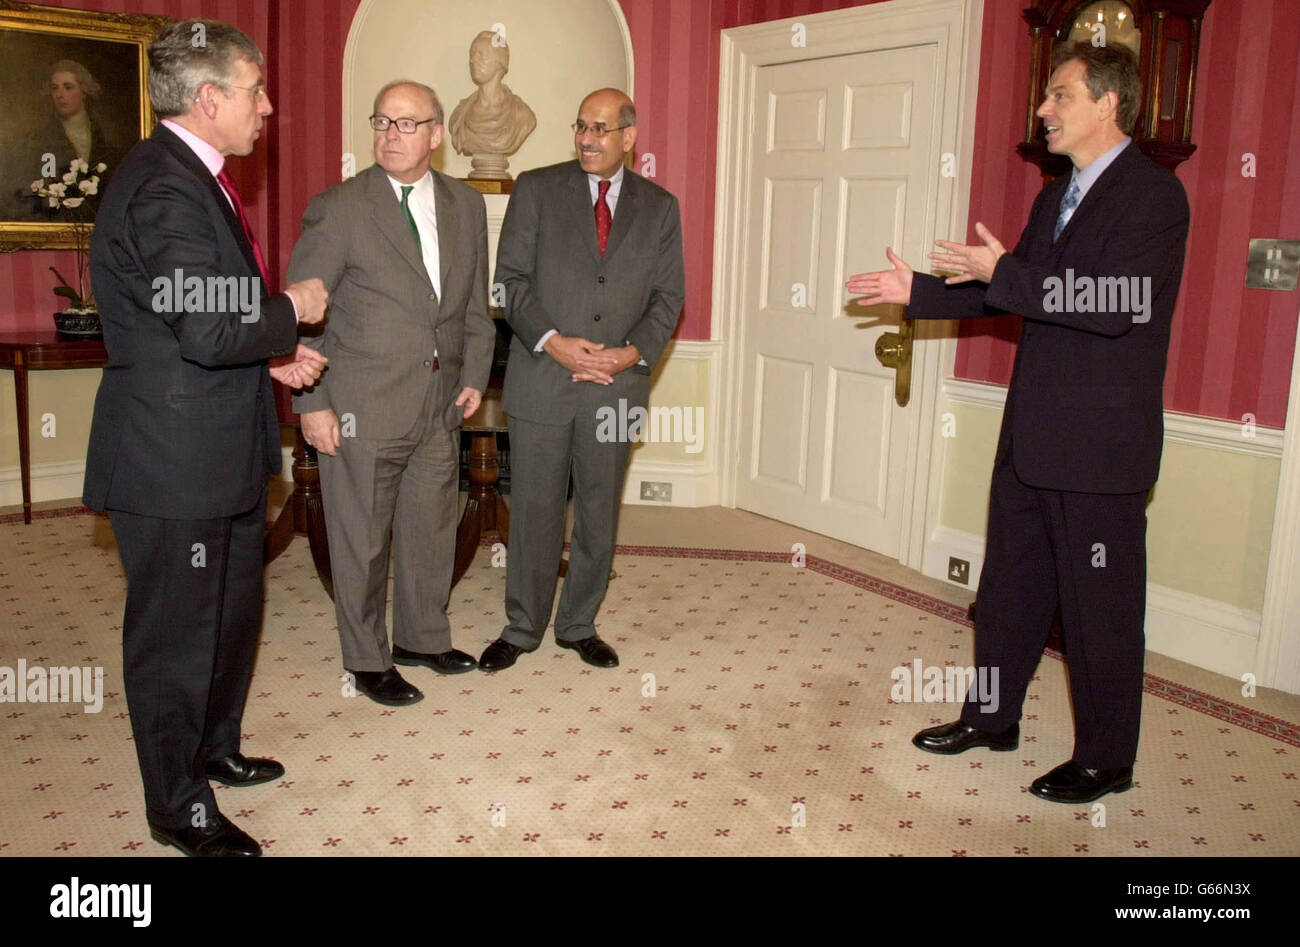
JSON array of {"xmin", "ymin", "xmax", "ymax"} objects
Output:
[
  {"xmin": 228, "ymin": 84, "xmax": 267, "ymax": 100},
  {"xmin": 571, "ymin": 120, "xmax": 631, "ymax": 138},
  {"xmin": 371, "ymin": 115, "xmax": 437, "ymax": 134}
]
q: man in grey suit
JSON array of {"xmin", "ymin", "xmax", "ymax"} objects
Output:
[
  {"xmin": 478, "ymin": 88, "xmax": 685, "ymax": 672},
  {"xmin": 289, "ymin": 80, "xmax": 495, "ymax": 705}
]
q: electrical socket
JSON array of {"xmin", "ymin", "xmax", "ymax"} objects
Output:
[
  {"xmin": 947, "ymin": 557, "xmax": 970, "ymax": 585},
  {"xmin": 640, "ymin": 481, "xmax": 672, "ymax": 502}
]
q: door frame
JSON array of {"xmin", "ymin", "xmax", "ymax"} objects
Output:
[
  {"xmin": 1257, "ymin": 304, "xmax": 1300, "ymax": 693},
  {"xmin": 712, "ymin": 0, "xmax": 984, "ymax": 571}
]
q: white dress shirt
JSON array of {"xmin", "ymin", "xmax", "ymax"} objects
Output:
[{"xmin": 387, "ymin": 170, "xmax": 441, "ymax": 301}]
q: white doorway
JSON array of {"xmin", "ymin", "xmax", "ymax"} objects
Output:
[{"xmin": 715, "ymin": 0, "xmax": 984, "ymax": 568}]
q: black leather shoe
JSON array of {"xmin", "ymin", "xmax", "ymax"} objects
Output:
[
  {"xmin": 149, "ymin": 812, "xmax": 261, "ymax": 857},
  {"xmin": 1030, "ymin": 760, "xmax": 1133, "ymax": 803},
  {"xmin": 479, "ymin": 638, "xmax": 526, "ymax": 672},
  {"xmin": 348, "ymin": 667, "xmax": 423, "ymax": 706},
  {"xmin": 556, "ymin": 635, "xmax": 619, "ymax": 668},
  {"xmin": 392, "ymin": 645, "xmax": 478, "ymax": 675},
  {"xmin": 204, "ymin": 753, "xmax": 284, "ymax": 787},
  {"xmin": 912, "ymin": 719, "xmax": 1019, "ymax": 754}
]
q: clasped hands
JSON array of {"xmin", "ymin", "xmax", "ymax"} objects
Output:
[
  {"xmin": 844, "ymin": 222, "xmax": 1007, "ymax": 306},
  {"xmin": 544, "ymin": 334, "xmax": 640, "ymax": 385}
]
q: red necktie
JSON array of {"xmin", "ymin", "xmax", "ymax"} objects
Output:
[
  {"xmin": 595, "ymin": 179, "xmax": 612, "ymax": 257},
  {"xmin": 216, "ymin": 166, "xmax": 270, "ymax": 284}
]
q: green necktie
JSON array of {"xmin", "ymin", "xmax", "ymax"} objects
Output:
[{"xmin": 400, "ymin": 185, "xmax": 422, "ymax": 253}]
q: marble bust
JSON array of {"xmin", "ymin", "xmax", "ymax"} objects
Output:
[{"xmin": 447, "ymin": 30, "xmax": 537, "ymax": 180}]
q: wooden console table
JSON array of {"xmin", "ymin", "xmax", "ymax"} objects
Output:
[{"xmin": 0, "ymin": 331, "xmax": 107, "ymax": 524}]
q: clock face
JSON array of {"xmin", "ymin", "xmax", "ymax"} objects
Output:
[{"xmin": 1066, "ymin": 1, "xmax": 1141, "ymax": 55}]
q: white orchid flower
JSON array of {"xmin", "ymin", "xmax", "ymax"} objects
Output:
[
  {"xmin": 63, "ymin": 197, "xmax": 85, "ymax": 208},
  {"xmin": 48, "ymin": 197, "xmax": 59, "ymax": 208},
  {"xmin": 62, "ymin": 171, "xmax": 76, "ymax": 184},
  {"xmin": 30, "ymin": 180, "xmax": 43, "ymax": 192},
  {"xmin": 95, "ymin": 162, "xmax": 107, "ymax": 173}
]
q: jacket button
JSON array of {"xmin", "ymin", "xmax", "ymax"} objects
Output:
[
  {"xmin": 424, "ymin": 360, "xmax": 432, "ymax": 368},
  {"xmin": 598, "ymin": 276, "xmax": 606, "ymax": 283},
  {"xmin": 593, "ymin": 314, "xmax": 601, "ymax": 321},
  {"xmin": 429, "ymin": 293, "xmax": 437, "ymax": 301}
]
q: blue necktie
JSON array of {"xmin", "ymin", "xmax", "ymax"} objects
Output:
[{"xmin": 1054, "ymin": 179, "xmax": 1080, "ymax": 241}]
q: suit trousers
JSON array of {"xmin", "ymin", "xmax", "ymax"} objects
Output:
[
  {"xmin": 318, "ymin": 378, "xmax": 460, "ymax": 671},
  {"xmin": 108, "ymin": 487, "xmax": 268, "ymax": 830},
  {"xmin": 501, "ymin": 412, "xmax": 632, "ymax": 648},
  {"xmin": 959, "ymin": 434, "xmax": 1148, "ymax": 770}
]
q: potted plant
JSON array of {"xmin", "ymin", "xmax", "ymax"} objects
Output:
[{"xmin": 30, "ymin": 158, "xmax": 105, "ymax": 338}]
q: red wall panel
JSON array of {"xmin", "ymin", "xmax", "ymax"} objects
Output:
[{"xmin": 2, "ymin": 0, "xmax": 1295, "ymax": 428}]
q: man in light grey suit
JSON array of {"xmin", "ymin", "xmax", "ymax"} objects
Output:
[
  {"xmin": 289, "ymin": 80, "xmax": 495, "ymax": 705},
  {"xmin": 478, "ymin": 88, "xmax": 685, "ymax": 672}
]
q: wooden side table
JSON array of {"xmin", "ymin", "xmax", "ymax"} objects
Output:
[{"xmin": 0, "ymin": 331, "xmax": 107, "ymax": 524}]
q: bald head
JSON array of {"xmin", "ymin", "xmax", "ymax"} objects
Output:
[
  {"xmin": 372, "ymin": 79, "xmax": 442, "ymax": 125},
  {"xmin": 580, "ymin": 88, "xmax": 636, "ymax": 129}
]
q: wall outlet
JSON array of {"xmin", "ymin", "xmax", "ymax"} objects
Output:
[
  {"xmin": 640, "ymin": 481, "xmax": 672, "ymax": 502},
  {"xmin": 947, "ymin": 557, "xmax": 970, "ymax": 585}
]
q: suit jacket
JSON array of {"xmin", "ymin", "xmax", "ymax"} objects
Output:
[
  {"xmin": 83, "ymin": 124, "xmax": 298, "ymax": 520},
  {"xmin": 908, "ymin": 141, "xmax": 1189, "ymax": 494},
  {"xmin": 496, "ymin": 160, "xmax": 685, "ymax": 423},
  {"xmin": 288, "ymin": 164, "xmax": 494, "ymax": 439}
]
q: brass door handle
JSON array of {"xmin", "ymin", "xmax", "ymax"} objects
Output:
[{"xmin": 873, "ymin": 317, "xmax": 913, "ymax": 407}]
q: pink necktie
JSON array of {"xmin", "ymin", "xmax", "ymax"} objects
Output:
[
  {"xmin": 216, "ymin": 167, "xmax": 270, "ymax": 284},
  {"xmin": 595, "ymin": 179, "xmax": 612, "ymax": 257}
]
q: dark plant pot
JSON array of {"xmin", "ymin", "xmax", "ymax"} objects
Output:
[{"xmin": 53, "ymin": 308, "xmax": 102, "ymax": 340}]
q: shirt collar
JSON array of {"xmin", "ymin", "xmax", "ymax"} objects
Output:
[
  {"xmin": 1071, "ymin": 136, "xmax": 1131, "ymax": 200},
  {"xmin": 161, "ymin": 119, "xmax": 225, "ymax": 177},
  {"xmin": 588, "ymin": 164, "xmax": 625, "ymax": 191},
  {"xmin": 387, "ymin": 169, "xmax": 433, "ymax": 200}
]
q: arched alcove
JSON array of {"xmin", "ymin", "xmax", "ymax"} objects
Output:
[{"xmin": 342, "ymin": 0, "xmax": 633, "ymax": 179}]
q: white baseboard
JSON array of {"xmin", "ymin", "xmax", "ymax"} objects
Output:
[
  {"xmin": 0, "ymin": 460, "xmax": 88, "ymax": 508},
  {"xmin": 1145, "ymin": 584, "xmax": 1262, "ymax": 679},
  {"xmin": 622, "ymin": 458, "xmax": 719, "ymax": 507},
  {"xmin": 921, "ymin": 524, "xmax": 984, "ymax": 590},
  {"xmin": 922, "ymin": 524, "xmax": 1262, "ymax": 678}
]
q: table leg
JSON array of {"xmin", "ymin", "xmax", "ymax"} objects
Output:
[{"xmin": 14, "ymin": 353, "xmax": 31, "ymax": 525}]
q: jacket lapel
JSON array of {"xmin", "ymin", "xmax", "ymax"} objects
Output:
[
  {"xmin": 153, "ymin": 125, "xmax": 262, "ymax": 281},
  {"xmin": 363, "ymin": 164, "xmax": 432, "ymax": 291},
  {"xmin": 565, "ymin": 162, "xmax": 602, "ymax": 261},
  {"xmin": 433, "ymin": 171, "xmax": 457, "ymax": 311},
  {"xmin": 602, "ymin": 168, "xmax": 637, "ymax": 261},
  {"xmin": 1055, "ymin": 140, "xmax": 1137, "ymax": 246}
]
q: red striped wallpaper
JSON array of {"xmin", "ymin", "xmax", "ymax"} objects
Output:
[{"xmin": 2, "ymin": 0, "xmax": 1295, "ymax": 428}]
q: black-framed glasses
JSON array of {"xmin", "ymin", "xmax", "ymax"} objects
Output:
[
  {"xmin": 571, "ymin": 120, "xmax": 630, "ymax": 138},
  {"xmin": 370, "ymin": 114, "xmax": 437, "ymax": 134}
]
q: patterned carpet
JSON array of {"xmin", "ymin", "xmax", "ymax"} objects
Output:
[{"xmin": 2, "ymin": 509, "xmax": 1297, "ymax": 857}]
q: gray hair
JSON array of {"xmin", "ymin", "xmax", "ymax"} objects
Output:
[
  {"xmin": 147, "ymin": 19, "xmax": 263, "ymax": 118},
  {"xmin": 618, "ymin": 101, "xmax": 636, "ymax": 129},
  {"xmin": 47, "ymin": 60, "xmax": 101, "ymax": 99},
  {"xmin": 372, "ymin": 79, "xmax": 444, "ymax": 126}
]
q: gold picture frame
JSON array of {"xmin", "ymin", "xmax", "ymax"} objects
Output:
[{"xmin": 0, "ymin": 0, "xmax": 167, "ymax": 250}]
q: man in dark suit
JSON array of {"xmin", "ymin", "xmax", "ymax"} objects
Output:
[
  {"xmin": 478, "ymin": 88, "xmax": 685, "ymax": 672},
  {"xmin": 84, "ymin": 19, "xmax": 329, "ymax": 856},
  {"xmin": 847, "ymin": 42, "xmax": 1188, "ymax": 803},
  {"xmin": 289, "ymin": 80, "xmax": 495, "ymax": 706}
]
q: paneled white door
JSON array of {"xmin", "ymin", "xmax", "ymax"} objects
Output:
[{"xmin": 735, "ymin": 44, "xmax": 939, "ymax": 557}]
